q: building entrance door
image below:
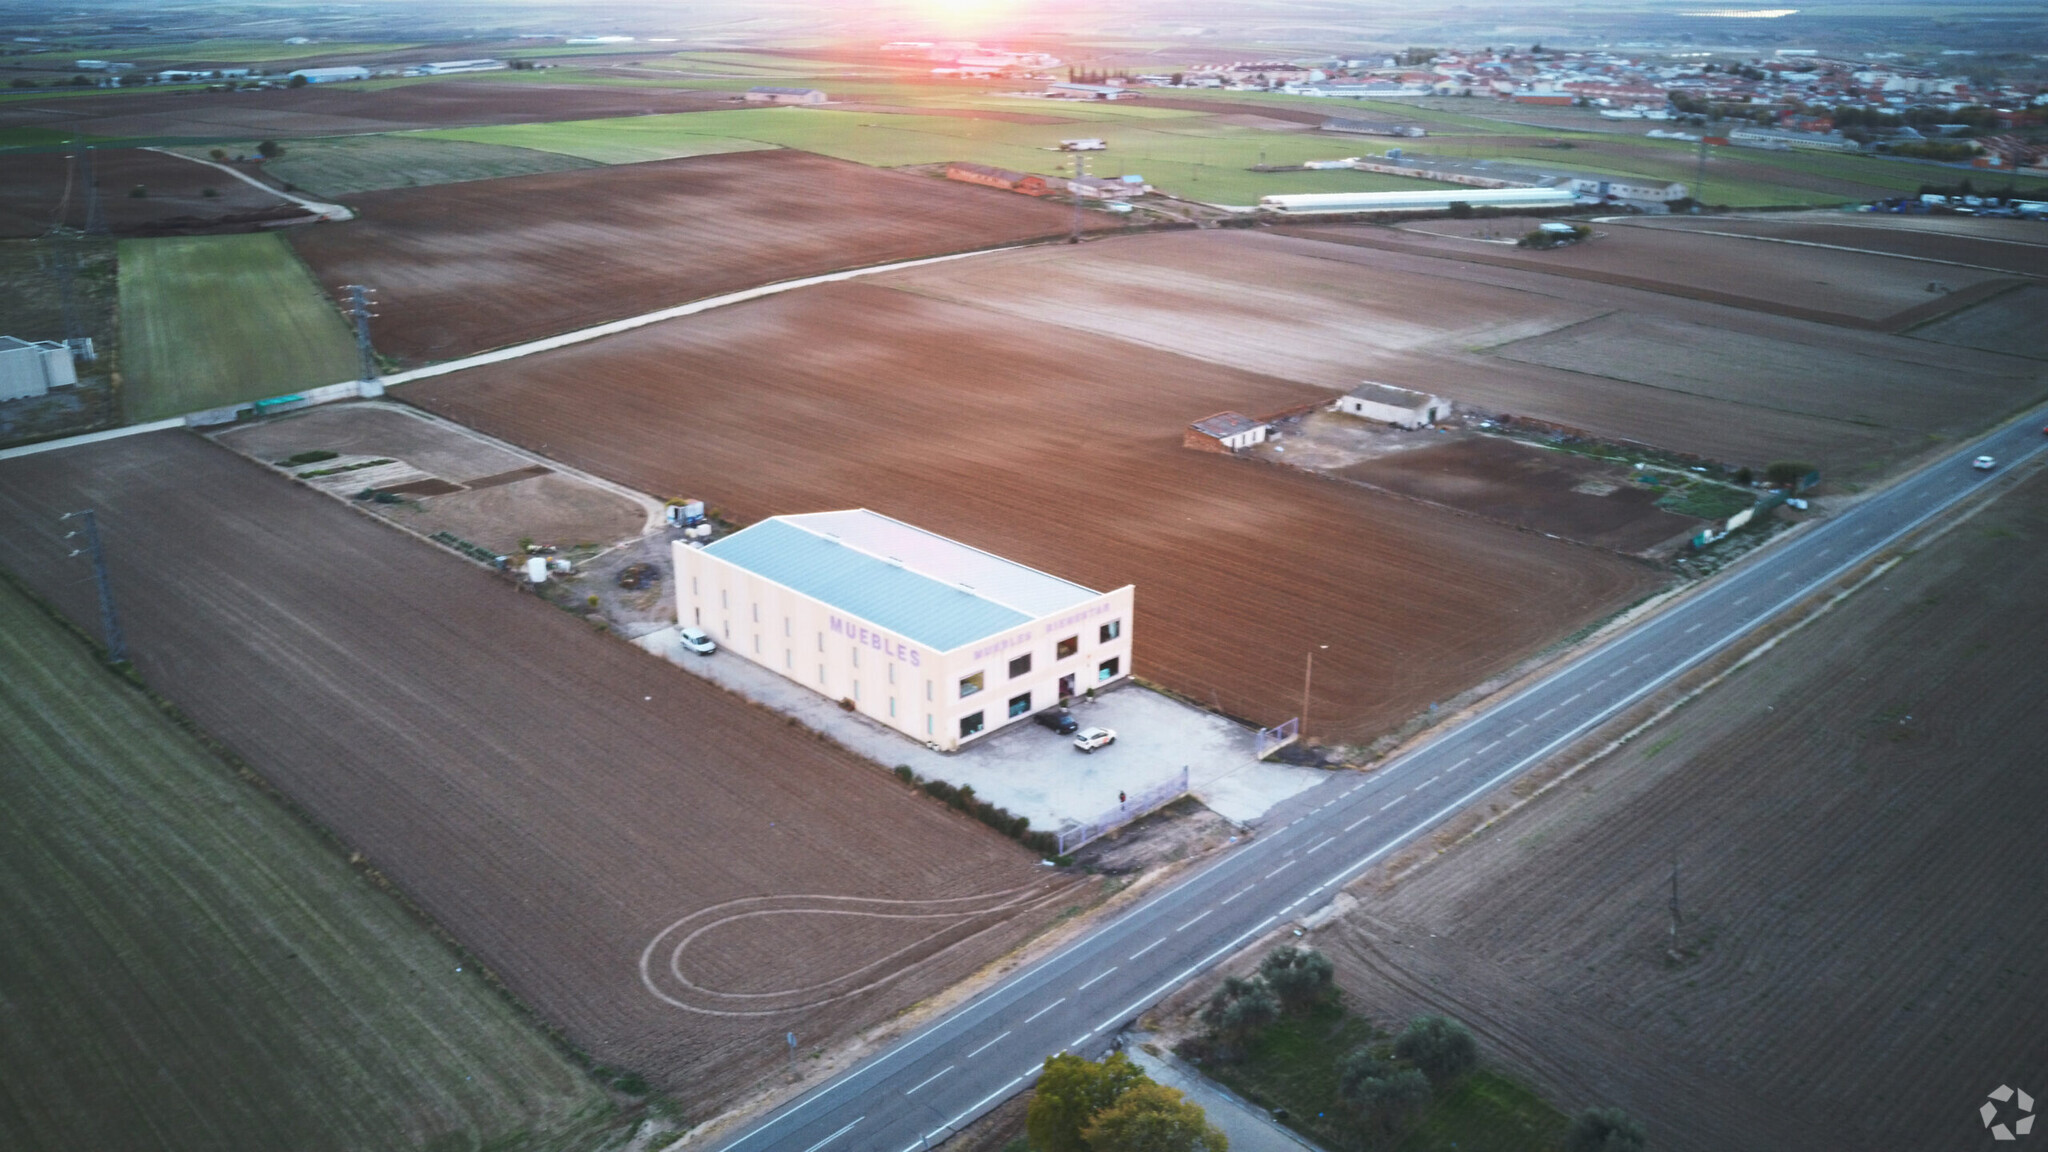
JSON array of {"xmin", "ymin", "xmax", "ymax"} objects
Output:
[{"xmin": 1058, "ymin": 673, "xmax": 1076, "ymax": 701}]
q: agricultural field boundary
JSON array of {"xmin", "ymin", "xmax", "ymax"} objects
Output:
[{"xmin": 1593, "ymin": 215, "xmax": 2048, "ymax": 278}]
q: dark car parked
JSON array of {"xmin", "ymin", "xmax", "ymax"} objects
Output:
[{"xmin": 1034, "ymin": 708, "xmax": 1079, "ymax": 734}]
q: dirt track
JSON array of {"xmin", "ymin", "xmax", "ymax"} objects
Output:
[
  {"xmin": 0, "ymin": 80, "xmax": 730, "ymax": 140},
  {"xmin": 0, "ymin": 432, "xmax": 1081, "ymax": 1114},
  {"xmin": 403, "ymin": 281, "xmax": 1659, "ymax": 743},
  {"xmin": 289, "ymin": 149, "xmax": 1109, "ymax": 363},
  {"xmin": 1314, "ymin": 465, "xmax": 2048, "ymax": 1150},
  {"xmin": 0, "ymin": 149, "xmax": 305, "ymax": 238}
]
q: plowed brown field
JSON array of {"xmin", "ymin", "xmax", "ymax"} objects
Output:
[
  {"xmin": 1316, "ymin": 466, "xmax": 2048, "ymax": 1151},
  {"xmin": 403, "ymin": 282, "xmax": 1660, "ymax": 743},
  {"xmin": 0, "ymin": 432, "xmax": 1080, "ymax": 1112},
  {"xmin": 1633, "ymin": 213, "xmax": 2048, "ymax": 277},
  {"xmin": 287, "ymin": 149, "xmax": 1106, "ymax": 364},
  {"xmin": 0, "ymin": 80, "xmax": 729, "ymax": 140},
  {"xmin": 0, "ymin": 149, "xmax": 305, "ymax": 238},
  {"xmin": 879, "ymin": 230, "xmax": 2046, "ymax": 476}
]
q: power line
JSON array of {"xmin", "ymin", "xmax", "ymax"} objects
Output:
[
  {"xmin": 341, "ymin": 284, "xmax": 379, "ymax": 385},
  {"xmin": 62, "ymin": 509, "xmax": 125, "ymax": 665}
]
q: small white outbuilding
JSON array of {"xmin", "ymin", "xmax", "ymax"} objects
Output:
[
  {"xmin": 1335, "ymin": 381, "xmax": 1448, "ymax": 429},
  {"xmin": 0, "ymin": 337, "xmax": 78, "ymax": 402}
]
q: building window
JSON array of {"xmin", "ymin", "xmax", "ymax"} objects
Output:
[
  {"xmin": 752, "ymin": 603, "xmax": 759, "ymax": 623},
  {"xmin": 691, "ymin": 577, "xmax": 698, "ymax": 595},
  {"xmin": 785, "ymin": 650, "xmax": 793, "ymax": 670},
  {"xmin": 889, "ymin": 697, "xmax": 897, "ymax": 717},
  {"xmin": 960, "ymin": 671, "xmax": 984, "ymax": 698},
  {"xmin": 927, "ymin": 680, "xmax": 934, "ymax": 701},
  {"xmin": 1056, "ymin": 635, "xmax": 1078, "ymax": 659},
  {"xmin": 818, "ymin": 633, "xmax": 824, "ymax": 652},
  {"xmin": 927, "ymin": 715, "xmax": 934, "ymax": 735},
  {"xmin": 1008, "ymin": 691, "xmax": 1031, "ymax": 718},
  {"xmin": 1098, "ymin": 656, "xmax": 1120, "ymax": 682},
  {"xmin": 850, "ymin": 647, "xmax": 859, "ymax": 668},
  {"xmin": 784, "ymin": 617, "xmax": 791, "ymax": 637},
  {"xmin": 854, "ymin": 681, "xmax": 861, "ymax": 701},
  {"xmin": 819, "ymin": 665, "xmax": 826, "ymax": 685},
  {"xmin": 960, "ymin": 711, "xmax": 985, "ymax": 739},
  {"xmin": 754, "ymin": 636, "xmax": 761, "ymax": 654},
  {"xmin": 1100, "ymin": 619, "xmax": 1120, "ymax": 643},
  {"xmin": 1009, "ymin": 653, "xmax": 1032, "ymax": 678},
  {"xmin": 721, "ymin": 590, "xmax": 728, "ymax": 609},
  {"xmin": 888, "ymin": 663, "xmax": 896, "ymax": 685}
]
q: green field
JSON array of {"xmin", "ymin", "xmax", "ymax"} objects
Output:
[
  {"xmin": 117, "ymin": 233, "xmax": 359, "ymax": 420},
  {"xmin": 0, "ymin": 575, "xmax": 628, "ymax": 1152},
  {"xmin": 174, "ymin": 135, "xmax": 603, "ymax": 196},
  {"xmin": 424, "ymin": 105, "xmax": 1461, "ymax": 203}
]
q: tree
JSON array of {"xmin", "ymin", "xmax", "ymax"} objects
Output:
[
  {"xmin": 287, "ymin": 72, "xmax": 308, "ymax": 88},
  {"xmin": 256, "ymin": 140, "xmax": 285, "ymax": 160},
  {"xmin": 1337, "ymin": 1048, "xmax": 1431, "ymax": 1134},
  {"xmin": 1393, "ymin": 1015, "xmax": 1478, "ymax": 1085},
  {"xmin": 9, "ymin": 77, "xmax": 36, "ymax": 89},
  {"xmin": 208, "ymin": 147, "xmax": 228, "ymax": 162},
  {"xmin": 1258, "ymin": 946, "xmax": 1334, "ymax": 1013},
  {"xmin": 1564, "ymin": 1106, "xmax": 1647, "ymax": 1152},
  {"xmin": 1026, "ymin": 1051, "xmax": 1151, "ymax": 1152},
  {"xmin": 1198, "ymin": 976, "xmax": 1278, "ymax": 1057},
  {"xmin": 1083, "ymin": 1082, "xmax": 1230, "ymax": 1152},
  {"xmin": 1763, "ymin": 461, "xmax": 1815, "ymax": 489}
]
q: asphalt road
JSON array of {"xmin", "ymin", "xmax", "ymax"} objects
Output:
[{"xmin": 718, "ymin": 413, "xmax": 2048, "ymax": 1152}]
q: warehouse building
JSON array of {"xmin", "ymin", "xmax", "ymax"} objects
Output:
[
  {"xmin": 1259, "ymin": 186, "xmax": 1575, "ymax": 214},
  {"xmin": 1185, "ymin": 411, "xmax": 1270, "ymax": 453},
  {"xmin": 288, "ymin": 66, "xmax": 371, "ymax": 84},
  {"xmin": 676, "ymin": 510, "xmax": 1133, "ymax": 751},
  {"xmin": 1336, "ymin": 382, "xmax": 1447, "ymax": 429},
  {"xmin": 0, "ymin": 336, "xmax": 77, "ymax": 402},
  {"xmin": 745, "ymin": 86, "xmax": 828, "ymax": 104}
]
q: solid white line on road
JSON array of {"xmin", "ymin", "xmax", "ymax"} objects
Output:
[
  {"xmin": 1098, "ymin": 915, "xmax": 1278, "ymax": 1032},
  {"xmin": 1344, "ymin": 814, "xmax": 1374, "ymax": 832},
  {"xmin": 1685, "ymin": 622, "xmax": 1704, "ymax": 633},
  {"xmin": 1535, "ymin": 708, "xmax": 1556, "ymax": 720},
  {"xmin": 1024, "ymin": 998, "xmax": 1066, "ymax": 1024},
  {"xmin": 905, "ymin": 1067, "xmax": 953, "ymax": 1096},
  {"xmin": 1177, "ymin": 910, "xmax": 1212, "ymax": 933},
  {"xmin": 1477, "ymin": 740, "xmax": 1500, "ymax": 753},
  {"xmin": 1078, "ymin": 967, "xmax": 1117, "ymax": 991},
  {"xmin": 1222, "ymin": 885, "xmax": 1254, "ymax": 905},
  {"xmin": 802, "ymin": 1117, "xmax": 862, "ymax": 1152},
  {"xmin": 1129, "ymin": 938, "xmax": 1165, "ymax": 960},
  {"xmin": 953, "ymin": 1080, "xmax": 1025, "ymax": 1130},
  {"xmin": 1382, "ymin": 795, "xmax": 1406, "ymax": 811},
  {"xmin": 1307, "ymin": 836, "xmax": 1336, "ymax": 854},
  {"xmin": 966, "ymin": 1031, "xmax": 1010, "ymax": 1059},
  {"xmin": 1266, "ymin": 859, "xmax": 1298, "ymax": 879}
]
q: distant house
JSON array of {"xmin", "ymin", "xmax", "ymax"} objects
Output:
[
  {"xmin": 1335, "ymin": 382, "xmax": 1447, "ymax": 429},
  {"xmin": 1046, "ymin": 82, "xmax": 1129, "ymax": 100},
  {"xmin": 288, "ymin": 66, "xmax": 371, "ymax": 84},
  {"xmin": 1185, "ymin": 412, "xmax": 1270, "ymax": 453},
  {"xmin": 745, "ymin": 86, "xmax": 828, "ymax": 105},
  {"xmin": 0, "ymin": 337, "xmax": 78, "ymax": 403}
]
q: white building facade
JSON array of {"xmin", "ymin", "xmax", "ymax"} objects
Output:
[
  {"xmin": 0, "ymin": 337, "xmax": 77, "ymax": 402},
  {"xmin": 1336, "ymin": 381, "xmax": 1448, "ymax": 428},
  {"xmin": 676, "ymin": 509, "xmax": 1133, "ymax": 751}
]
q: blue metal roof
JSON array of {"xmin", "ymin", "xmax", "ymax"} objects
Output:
[{"xmin": 704, "ymin": 519, "xmax": 1034, "ymax": 651}]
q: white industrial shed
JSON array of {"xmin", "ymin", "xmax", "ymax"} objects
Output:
[
  {"xmin": 1259, "ymin": 186, "xmax": 1576, "ymax": 214},
  {"xmin": 1336, "ymin": 382, "xmax": 1448, "ymax": 429},
  {"xmin": 288, "ymin": 66, "xmax": 371, "ymax": 84},
  {"xmin": 0, "ymin": 337, "xmax": 77, "ymax": 402},
  {"xmin": 676, "ymin": 509, "xmax": 1133, "ymax": 751}
]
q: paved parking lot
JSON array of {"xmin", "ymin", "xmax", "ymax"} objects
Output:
[{"xmin": 632, "ymin": 624, "xmax": 1326, "ymax": 832}]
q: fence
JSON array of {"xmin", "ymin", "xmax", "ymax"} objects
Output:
[
  {"xmin": 1056, "ymin": 766, "xmax": 1191, "ymax": 856},
  {"xmin": 1255, "ymin": 717, "xmax": 1300, "ymax": 760}
]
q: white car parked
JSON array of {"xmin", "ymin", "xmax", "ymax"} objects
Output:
[
  {"xmin": 1073, "ymin": 727, "xmax": 1117, "ymax": 753},
  {"xmin": 678, "ymin": 626, "xmax": 718, "ymax": 655}
]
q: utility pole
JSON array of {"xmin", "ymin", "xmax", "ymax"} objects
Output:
[
  {"xmin": 341, "ymin": 284, "xmax": 379, "ymax": 385},
  {"xmin": 80, "ymin": 146, "xmax": 107, "ymax": 237},
  {"xmin": 1070, "ymin": 153, "xmax": 1086, "ymax": 243},
  {"xmin": 1667, "ymin": 856, "xmax": 1682, "ymax": 958},
  {"xmin": 1301, "ymin": 643, "xmax": 1327, "ymax": 741},
  {"xmin": 63, "ymin": 509, "xmax": 125, "ymax": 665},
  {"xmin": 1695, "ymin": 137, "xmax": 1709, "ymax": 209}
]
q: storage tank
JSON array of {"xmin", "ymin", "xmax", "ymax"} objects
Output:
[{"xmin": 525, "ymin": 557, "xmax": 549, "ymax": 584}]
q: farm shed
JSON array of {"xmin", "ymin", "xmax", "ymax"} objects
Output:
[
  {"xmin": 745, "ymin": 86, "xmax": 828, "ymax": 105},
  {"xmin": 1185, "ymin": 411, "xmax": 1270, "ymax": 453},
  {"xmin": 676, "ymin": 509, "xmax": 1133, "ymax": 751},
  {"xmin": 0, "ymin": 337, "xmax": 77, "ymax": 402},
  {"xmin": 1336, "ymin": 382, "xmax": 1447, "ymax": 429},
  {"xmin": 1258, "ymin": 187, "xmax": 1575, "ymax": 214},
  {"xmin": 946, "ymin": 162, "xmax": 1028, "ymax": 191},
  {"xmin": 288, "ymin": 66, "xmax": 372, "ymax": 84},
  {"xmin": 1046, "ymin": 82, "xmax": 1129, "ymax": 100}
]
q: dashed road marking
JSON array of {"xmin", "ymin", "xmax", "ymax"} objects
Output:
[
  {"xmin": 1478, "ymin": 740, "xmax": 1500, "ymax": 753},
  {"xmin": 1307, "ymin": 836, "xmax": 1336, "ymax": 854},
  {"xmin": 906, "ymin": 1066, "xmax": 953, "ymax": 1096},
  {"xmin": 1078, "ymin": 967, "xmax": 1117, "ymax": 991},
  {"xmin": 1382, "ymin": 795, "xmax": 1406, "ymax": 811},
  {"xmin": 1023, "ymin": 998, "xmax": 1065, "ymax": 1024},
  {"xmin": 802, "ymin": 1117, "xmax": 862, "ymax": 1152},
  {"xmin": 966, "ymin": 1031, "xmax": 1010, "ymax": 1059},
  {"xmin": 1344, "ymin": 814, "xmax": 1373, "ymax": 832},
  {"xmin": 1685, "ymin": 622, "xmax": 1704, "ymax": 633},
  {"xmin": 1266, "ymin": 860, "xmax": 1298, "ymax": 879},
  {"xmin": 1129, "ymin": 938, "xmax": 1164, "ymax": 960},
  {"xmin": 1222, "ymin": 885, "xmax": 1254, "ymax": 905},
  {"xmin": 1177, "ymin": 910, "xmax": 1212, "ymax": 933},
  {"xmin": 1562, "ymin": 692, "xmax": 1583, "ymax": 704},
  {"xmin": 1535, "ymin": 708, "xmax": 1556, "ymax": 720}
]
